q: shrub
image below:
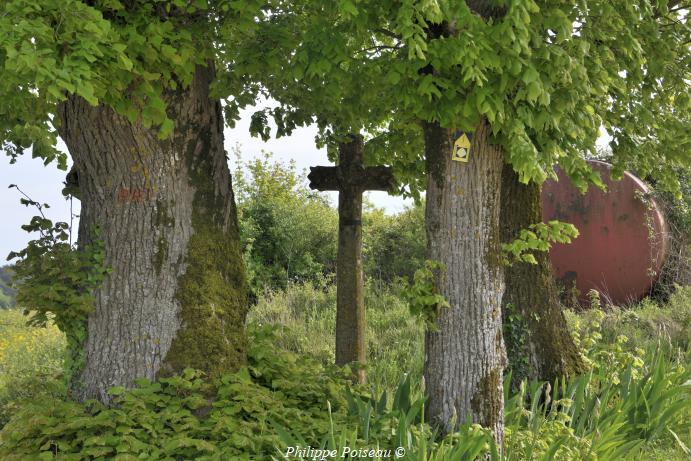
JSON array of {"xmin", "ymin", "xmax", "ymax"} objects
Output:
[
  {"xmin": 233, "ymin": 150, "xmax": 338, "ymax": 292},
  {"xmin": 363, "ymin": 203, "xmax": 426, "ymax": 283}
]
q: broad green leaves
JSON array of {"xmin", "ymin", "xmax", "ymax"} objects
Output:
[
  {"xmin": 0, "ymin": 0, "xmax": 236, "ymax": 164},
  {"xmin": 502, "ymin": 220, "xmax": 579, "ymax": 265},
  {"xmin": 231, "ymin": 0, "xmax": 688, "ymax": 197},
  {"xmin": 1, "ymin": 0, "xmax": 687, "ymax": 196},
  {"xmin": 402, "ymin": 260, "xmax": 450, "ymax": 330}
]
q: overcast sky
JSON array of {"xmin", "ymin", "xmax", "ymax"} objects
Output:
[{"xmin": 0, "ymin": 105, "xmax": 410, "ymax": 261}]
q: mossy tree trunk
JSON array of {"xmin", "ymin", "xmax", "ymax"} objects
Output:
[
  {"xmin": 57, "ymin": 64, "xmax": 248, "ymax": 404},
  {"xmin": 423, "ymin": 119, "xmax": 506, "ymax": 444},
  {"xmin": 500, "ymin": 164, "xmax": 584, "ymax": 385}
]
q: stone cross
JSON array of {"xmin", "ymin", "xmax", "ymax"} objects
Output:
[{"xmin": 308, "ymin": 134, "xmax": 395, "ymax": 383}]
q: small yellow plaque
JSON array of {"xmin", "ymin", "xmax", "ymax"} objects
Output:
[{"xmin": 452, "ymin": 133, "xmax": 471, "ymax": 162}]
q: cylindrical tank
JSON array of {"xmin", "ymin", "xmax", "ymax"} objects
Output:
[{"xmin": 541, "ymin": 160, "xmax": 668, "ymax": 306}]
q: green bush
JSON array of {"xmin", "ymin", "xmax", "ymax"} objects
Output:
[
  {"xmin": 233, "ymin": 150, "xmax": 338, "ymax": 292},
  {"xmin": 363, "ymin": 203, "xmax": 426, "ymax": 283}
]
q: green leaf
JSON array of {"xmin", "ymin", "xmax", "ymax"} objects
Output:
[
  {"xmin": 118, "ymin": 54, "xmax": 134, "ymax": 71},
  {"xmin": 339, "ymin": 0, "xmax": 358, "ymax": 17},
  {"xmin": 526, "ymin": 81, "xmax": 541, "ymax": 102},
  {"xmin": 76, "ymin": 82, "xmax": 99, "ymax": 106},
  {"xmin": 157, "ymin": 118, "xmax": 174, "ymax": 139}
]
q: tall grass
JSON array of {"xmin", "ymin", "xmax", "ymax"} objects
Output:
[
  {"xmin": 252, "ymin": 283, "xmax": 691, "ymax": 460},
  {"xmin": 0, "ymin": 309, "xmax": 65, "ymax": 427},
  {"xmin": 565, "ymin": 286, "xmax": 691, "ymax": 354},
  {"xmin": 504, "ymin": 348, "xmax": 691, "ymax": 460},
  {"xmin": 271, "ymin": 344, "xmax": 690, "ymax": 460},
  {"xmin": 247, "ymin": 281, "xmax": 425, "ymax": 390}
]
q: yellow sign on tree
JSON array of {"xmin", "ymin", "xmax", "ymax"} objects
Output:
[{"xmin": 452, "ymin": 132, "xmax": 471, "ymax": 162}]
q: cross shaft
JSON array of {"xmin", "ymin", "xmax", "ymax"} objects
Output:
[{"xmin": 307, "ymin": 134, "xmax": 394, "ymax": 383}]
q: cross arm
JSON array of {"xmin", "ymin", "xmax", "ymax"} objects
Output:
[
  {"xmin": 308, "ymin": 166, "xmax": 340, "ymax": 191},
  {"xmin": 308, "ymin": 166, "xmax": 396, "ymax": 192}
]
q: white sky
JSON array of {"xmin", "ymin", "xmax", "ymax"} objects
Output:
[{"xmin": 0, "ymin": 105, "xmax": 410, "ymax": 261}]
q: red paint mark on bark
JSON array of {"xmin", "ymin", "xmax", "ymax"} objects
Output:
[{"xmin": 117, "ymin": 187, "xmax": 156, "ymax": 203}]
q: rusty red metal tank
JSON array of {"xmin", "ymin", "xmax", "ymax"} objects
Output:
[{"xmin": 541, "ymin": 160, "xmax": 668, "ymax": 306}]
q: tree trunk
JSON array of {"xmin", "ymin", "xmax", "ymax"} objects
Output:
[
  {"xmin": 56, "ymin": 64, "xmax": 248, "ymax": 403},
  {"xmin": 500, "ymin": 164, "xmax": 584, "ymax": 385},
  {"xmin": 335, "ymin": 135, "xmax": 366, "ymax": 384},
  {"xmin": 423, "ymin": 119, "xmax": 506, "ymax": 444}
]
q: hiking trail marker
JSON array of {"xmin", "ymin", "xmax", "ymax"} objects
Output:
[{"xmin": 452, "ymin": 131, "xmax": 472, "ymax": 162}]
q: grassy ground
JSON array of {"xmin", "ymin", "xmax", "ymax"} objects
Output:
[
  {"xmin": 0, "ymin": 285, "xmax": 689, "ymax": 459},
  {"xmin": 246, "ymin": 280, "xmax": 425, "ymax": 391},
  {"xmin": 564, "ymin": 288, "xmax": 691, "ymax": 354},
  {"xmin": 249, "ymin": 282, "xmax": 691, "ymax": 388},
  {"xmin": 249, "ymin": 283, "xmax": 691, "ymax": 459}
]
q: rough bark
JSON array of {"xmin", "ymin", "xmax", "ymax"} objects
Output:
[
  {"xmin": 500, "ymin": 164, "xmax": 585, "ymax": 385},
  {"xmin": 423, "ymin": 119, "xmax": 506, "ymax": 444},
  {"xmin": 56, "ymin": 64, "xmax": 248, "ymax": 403},
  {"xmin": 335, "ymin": 135, "xmax": 367, "ymax": 384}
]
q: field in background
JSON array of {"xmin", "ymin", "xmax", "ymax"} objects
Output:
[{"xmin": 0, "ymin": 309, "xmax": 65, "ymax": 427}]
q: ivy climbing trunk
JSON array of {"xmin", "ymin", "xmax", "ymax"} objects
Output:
[
  {"xmin": 423, "ymin": 119, "xmax": 506, "ymax": 444},
  {"xmin": 500, "ymin": 164, "xmax": 584, "ymax": 385},
  {"xmin": 56, "ymin": 64, "xmax": 248, "ymax": 404}
]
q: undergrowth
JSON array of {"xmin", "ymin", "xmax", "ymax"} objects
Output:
[{"xmin": 0, "ymin": 284, "xmax": 689, "ymax": 460}]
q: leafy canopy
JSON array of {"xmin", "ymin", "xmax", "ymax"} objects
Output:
[
  {"xmin": 227, "ymin": 0, "xmax": 689, "ymax": 196},
  {"xmin": 0, "ymin": 0, "xmax": 261, "ymax": 166},
  {"xmin": 1, "ymin": 0, "xmax": 688, "ymax": 196}
]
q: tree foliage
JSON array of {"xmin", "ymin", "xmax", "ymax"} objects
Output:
[
  {"xmin": 233, "ymin": 150, "xmax": 338, "ymax": 292},
  {"xmin": 5, "ymin": 188, "xmax": 110, "ymax": 382},
  {"xmin": 225, "ymin": 0, "xmax": 689, "ymax": 196},
  {"xmin": 363, "ymin": 202, "xmax": 426, "ymax": 282},
  {"xmin": 1, "ymin": 0, "xmax": 214, "ymax": 163}
]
